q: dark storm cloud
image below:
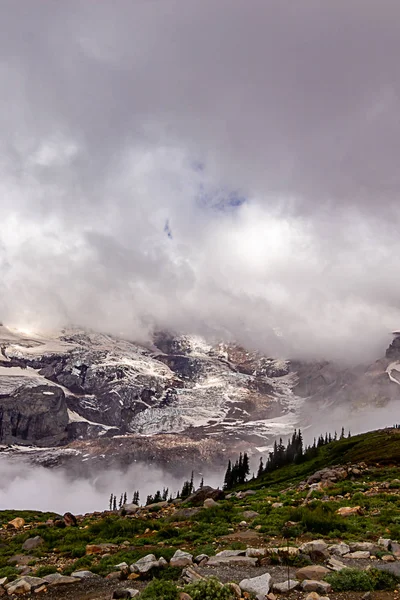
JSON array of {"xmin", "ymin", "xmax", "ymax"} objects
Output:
[{"xmin": 1, "ymin": 0, "xmax": 400, "ymax": 362}]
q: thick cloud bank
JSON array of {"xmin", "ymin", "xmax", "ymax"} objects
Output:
[
  {"xmin": 0, "ymin": 458, "xmax": 220, "ymax": 514},
  {"xmin": 1, "ymin": 1, "xmax": 400, "ymax": 362}
]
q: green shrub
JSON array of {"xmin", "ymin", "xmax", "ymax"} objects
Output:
[
  {"xmin": 368, "ymin": 567, "xmax": 400, "ymax": 590},
  {"xmin": 326, "ymin": 568, "xmax": 372, "ymax": 591},
  {"xmin": 140, "ymin": 579, "xmax": 178, "ymax": 600},
  {"xmin": 326, "ymin": 567, "xmax": 400, "ymax": 592},
  {"xmin": 0, "ymin": 566, "xmax": 18, "ymax": 581},
  {"xmin": 185, "ymin": 577, "xmax": 234, "ymax": 600}
]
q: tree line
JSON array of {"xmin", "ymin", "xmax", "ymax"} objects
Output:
[{"xmin": 223, "ymin": 427, "xmax": 351, "ymax": 490}]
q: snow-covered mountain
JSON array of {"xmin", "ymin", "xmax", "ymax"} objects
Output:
[{"xmin": 0, "ymin": 325, "xmax": 399, "ymax": 471}]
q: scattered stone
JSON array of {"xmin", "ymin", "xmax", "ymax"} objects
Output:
[
  {"xmin": 7, "ymin": 554, "xmax": 35, "ymax": 566},
  {"xmin": 239, "ymin": 520, "xmax": 247, "ymax": 526},
  {"xmin": 239, "ymin": 572, "xmax": 271, "ymax": 596},
  {"xmin": 327, "ymin": 557, "xmax": 346, "ymax": 571},
  {"xmin": 194, "ymin": 554, "xmax": 209, "ymax": 564},
  {"xmin": 266, "ymin": 594, "xmax": 277, "ymax": 600},
  {"xmin": 361, "ymin": 593, "xmax": 372, "ymax": 600},
  {"xmin": 296, "ymin": 565, "xmax": 330, "ymax": 581},
  {"xmin": 112, "ymin": 589, "xmax": 140, "ymax": 599},
  {"xmin": 144, "ymin": 501, "xmax": 169, "ymax": 510},
  {"xmin": 173, "ymin": 508, "xmax": 201, "ymax": 519},
  {"xmin": 207, "ymin": 555, "xmax": 258, "ymax": 567},
  {"xmin": 272, "ymin": 579, "xmax": 299, "ymax": 593},
  {"xmin": 86, "ymin": 543, "xmax": 118, "ymax": 555},
  {"xmin": 349, "ymin": 542, "xmax": 377, "ymax": 553},
  {"xmin": 121, "ymin": 503, "xmax": 139, "ymax": 515},
  {"xmin": 184, "ymin": 486, "xmax": 225, "ymax": 506},
  {"xmin": 71, "ymin": 571, "xmax": 101, "ymax": 579},
  {"xmin": 271, "ymin": 502, "xmax": 283, "ymax": 508},
  {"xmin": 215, "ymin": 550, "xmax": 245, "ymax": 558},
  {"xmin": 301, "ymin": 580, "xmax": 331, "ymax": 594},
  {"xmin": 347, "ymin": 551, "xmax": 370, "ymax": 559},
  {"xmin": 203, "ymin": 498, "xmax": 218, "ymax": 508},
  {"xmin": 337, "ymin": 506, "xmax": 363, "ymax": 517},
  {"xmin": 328, "ymin": 542, "xmax": 350, "ymax": 556},
  {"xmin": 299, "ymin": 540, "xmax": 329, "ymax": 561},
  {"xmin": 178, "ymin": 593, "xmax": 192, "ymax": 600},
  {"xmin": 43, "ymin": 574, "xmax": 80, "ymax": 586},
  {"xmin": 276, "ymin": 546, "xmax": 300, "ymax": 557},
  {"xmin": 106, "ymin": 572, "xmax": 124, "ymax": 581},
  {"xmin": 8, "ymin": 518, "xmax": 25, "ymax": 530},
  {"xmin": 22, "ymin": 536, "xmax": 44, "ymax": 551},
  {"xmin": 0, "ymin": 579, "xmax": 7, "ymax": 587},
  {"xmin": 170, "ymin": 549, "xmax": 193, "ymax": 567},
  {"xmin": 243, "ymin": 510, "xmax": 260, "ymax": 520},
  {"xmin": 33, "ymin": 584, "xmax": 47, "ymax": 594},
  {"xmin": 246, "ymin": 547, "xmax": 267, "ymax": 558},
  {"xmin": 382, "ymin": 554, "xmax": 396, "ymax": 562},
  {"xmin": 378, "ymin": 537, "xmax": 391, "ymax": 550},
  {"xmin": 182, "ymin": 567, "xmax": 205, "ymax": 584},
  {"xmin": 63, "ymin": 512, "xmax": 77, "ymax": 527},
  {"xmin": 5, "ymin": 579, "xmax": 32, "ymax": 595},
  {"xmin": 115, "ymin": 562, "xmax": 129, "ymax": 571},
  {"xmin": 130, "ymin": 554, "xmax": 163, "ymax": 574}
]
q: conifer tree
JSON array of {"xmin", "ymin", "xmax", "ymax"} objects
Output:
[
  {"xmin": 113, "ymin": 496, "xmax": 117, "ymax": 511},
  {"xmin": 109, "ymin": 493, "xmax": 113, "ymax": 511}
]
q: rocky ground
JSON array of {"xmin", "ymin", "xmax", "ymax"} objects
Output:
[{"xmin": 2, "ymin": 430, "xmax": 400, "ymax": 599}]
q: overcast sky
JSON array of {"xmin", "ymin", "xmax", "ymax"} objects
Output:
[{"xmin": 1, "ymin": 1, "xmax": 400, "ymax": 362}]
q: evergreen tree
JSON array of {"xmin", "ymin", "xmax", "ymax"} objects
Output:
[
  {"xmin": 113, "ymin": 496, "xmax": 117, "ymax": 511},
  {"xmin": 123, "ymin": 492, "xmax": 127, "ymax": 505},
  {"xmin": 199, "ymin": 477, "xmax": 204, "ymax": 489},
  {"xmin": 119, "ymin": 494, "xmax": 123, "ymax": 508},
  {"xmin": 109, "ymin": 493, "xmax": 113, "ymax": 511},
  {"xmin": 223, "ymin": 460, "xmax": 232, "ymax": 490},
  {"xmin": 340, "ymin": 426, "xmax": 345, "ymax": 440},
  {"xmin": 257, "ymin": 457, "xmax": 264, "ymax": 478}
]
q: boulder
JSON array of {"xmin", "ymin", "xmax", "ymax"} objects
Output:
[
  {"xmin": 43, "ymin": 573, "xmax": 80, "ymax": 586},
  {"xmin": 184, "ymin": 486, "xmax": 225, "ymax": 506},
  {"xmin": 272, "ymin": 580, "xmax": 299, "ymax": 593},
  {"xmin": 182, "ymin": 567, "xmax": 205, "ymax": 584},
  {"xmin": 296, "ymin": 565, "xmax": 330, "ymax": 581},
  {"xmin": 121, "ymin": 503, "xmax": 139, "ymax": 515},
  {"xmin": 5, "ymin": 579, "xmax": 32, "ymax": 595},
  {"xmin": 382, "ymin": 554, "xmax": 396, "ymax": 562},
  {"xmin": 86, "ymin": 543, "xmax": 118, "ymax": 555},
  {"xmin": 226, "ymin": 582, "xmax": 242, "ymax": 598},
  {"xmin": 246, "ymin": 548, "xmax": 267, "ymax": 558},
  {"xmin": 8, "ymin": 518, "xmax": 25, "ymax": 530},
  {"xmin": 328, "ymin": 542, "xmax": 350, "ymax": 556},
  {"xmin": 349, "ymin": 542, "xmax": 377, "ymax": 553},
  {"xmin": 170, "ymin": 549, "xmax": 193, "ymax": 567},
  {"xmin": 243, "ymin": 510, "xmax": 260, "ymax": 520},
  {"xmin": 239, "ymin": 573, "xmax": 271, "ymax": 596},
  {"xmin": 63, "ymin": 512, "xmax": 77, "ymax": 527},
  {"xmin": 215, "ymin": 550, "xmax": 245, "ymax": 558},
  {"xmin": 203, "ymin": 498, "xmax": 218, "ymax": 509},
  {"xmin": 208, "ymin": 555, "xmax": 258, "ymax": 567},
  {"xmin": 378, "ymin": 538, "xmax": 391, "ymax": 550},
  {"xmin": 71, "ymin": 570, "xmax": 101, "ymax": 579},
  {"xmin": 130, "ymin": 554, "xmax": 162, "ymax": 574},
  {"xmin": 347, "ymin": 551, "xmax": 370, "ymax": 559},
  {"xmin": 301, "ymin": 580, "xmax": 331, "ymax": 594},
  {"xmin": 271, "ymin": 502, "xmax": 283, "ymax": 508},
  {"xmin": 106, "ymin": 572, "xmax": 124, "ymax": 580},
  {"xmin": 144, "ymin": 501, "xmax": 169, "ymax": 511},
  {"xmin": 22, "ymin": 536, "xmax": 44, "ymax": 551},
  {"xmin": 178, "ymin": 594, "xmax": 192, "ymax": 600},
  {"xmin": 326, "ymin": 557, "xmax": 346, "ymax": 571},
  {"xmin": 337, "ymin": 506, "xmax": 363, "ymax": 517},
  {"xmin": 194, "ymin": 554, "xmax": 209, "ymax": 564},
  {"xmin": 299, "ymin": 540, "xmax": 329, "ymax": 561}
]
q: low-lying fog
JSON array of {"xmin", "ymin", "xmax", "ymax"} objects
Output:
[{"xmin": 0, "ymin": 458, "xmax": 223, "ymax": 514}]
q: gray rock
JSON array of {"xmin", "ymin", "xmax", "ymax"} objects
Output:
[
  {"xmin": 239, "ymin": 573, "xmax": 271, "ymax": 596},
  {"xmin": 327, "ymin": 556, "xmax": 346, "ymax": 571},
  {"xmin": 208, "ymin": 555, "xmax": 258, "ymax": 567},
  {"xmin": 347, "ymin": 551, "xmax": 370, "ymax": 559},
  {"xmin": 272, "ymin": 579, "xmax": 299, "ymax": 593},
  {"xmin": 328, "ymin": 542, "xmax": 350, "ymax": 556},
  {"xmin": 71, "ymin": 570, "xmax": 101, "ymax": 579},
  {"xmin": 22, "ymin": 536, "xmax": 44, "ymax": 551},
  {"xmin": 243, "ymin": 510, "xmax": 260, "ymax": 520},
  {"xmin": 215, "ymin": 549, "xmax": 245, "ymax": 557},
  {"xmin": 115, "ymin": 562, "xmax": 129, "ymax": 571},
  {"xmin": 184, "ymin": 486, "xmax": 225, "ymax": 506},
  {"xmin": 130, "ymin": 554, "xmax": 161, "ymax": 574},
  {"xmin": 194, "ymin": 554, "xmax": 209, "ymax": 564},
  {"xmin": 44, "ymin": 573, "xmax": 80, "ymax": 585},
  {"xmin": 349, "ymin": 542, "xmax": 376, "ymax": 553},
  {"xmin": 170, "ymin": 549, "xmax": 193, "ymax": 567},
  {"xmin": 121, "ymin": 504, "xmax": 139, "ymax": 515},
  {"xmin": 378, "ymin": 538, "xmax": 391, "ymax": 550},
  {"xmin": 246, "ymin": 547, "xmax": 267, "ymax": 558},
  {"xmin": 203, "ymin": 498, "xmax": 218, "ymax": 508}
]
